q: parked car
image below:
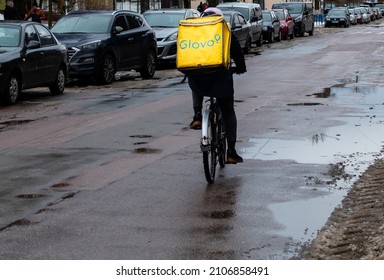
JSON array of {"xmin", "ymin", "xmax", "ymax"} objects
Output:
[
  {"xmin": 271, "ymin": 2, "xmax": 314, "ymax": 37},
  {"xmin": 363, "ymin": 6, "xmax": 375, "ymax": 21},
  {"xmin": 262, "ymin": 10, "xmax": 281, "ymax": 43},
  {"xmin": 222, "ymin": 10, "xmax": 253, "ymax": 53},
  {"xmin": 273, "ymin": 8, "xmax": 294, "ymax": 40},
  {"xmin": 325, "ymin": 8, "xmax": 351, "ymax": 28},
  {"xmin": 374, "ymin": 3, "xmax": 384, "ymax": 16},
  {"xmin": 0, "ymin": 21, "xmax": 68, "ymax": 105},
  {"xmin": 217, "ymin": 2, "xmax": 263, "ymax": 47},
  {"xmin": 353, "ymin": 7, "xmax": 363, "ymax": 24},
  {"xmin": 143, "ymin": 8, "xmax": 200, "ymax": 63},
  {"xmin": 51, "ymin": 10, "xmax": 157, "ymax": 84},
  {"xmin": 359, "ymin": 7, "xmax": 370, "ymax": 23},
  {"xmin": 348, "ymin": 8, "xmax": 357, "ymax": 25}
]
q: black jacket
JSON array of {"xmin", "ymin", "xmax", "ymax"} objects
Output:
[
  {"xmin": 4, "ymin": 6, "xmax": 22, "ymax": 20},
  {"xmin": 188, "ymin": 33, "xmax": 247, "ymax": 98}
]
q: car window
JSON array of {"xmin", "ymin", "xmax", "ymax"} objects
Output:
[
  {"xmin": 25, "ymin": 25, "xmax": 38, "ymax": 45},
  {"xmin": 0, "ymin": 25, "xmax": 20, "ymax": 47},
  {"xmin": 35, "ymin": 24, "xmax": 55, "ymax": 46},
  {"xmin": 238, "ymin": 14, "xmax": 247, "ymax": 25},
  {"xmin": 115, "ymin": 15, "xmax": 128, "ymax": 31},
  {"xmin": 51, "ymin": 14, "xmax": 111, "ymax": 34},
  {"xmin": 144, "ymin": 13, "xmax": 184, "ymax": 28},
  {"xmin": 127, "ymin": 15, "xmax": 143, "ymax": 29}
]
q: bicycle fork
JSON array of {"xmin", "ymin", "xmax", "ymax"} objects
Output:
[{"xmin": 200, "ymin": 106, "xmax": 211, "ymax": 152}]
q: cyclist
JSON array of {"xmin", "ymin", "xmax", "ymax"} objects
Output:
[{"xmin": 188, "ymin": 7, "xmax": 247, "ymax": 164}]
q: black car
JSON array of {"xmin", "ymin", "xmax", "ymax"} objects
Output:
[
  {"xmin": 262, "ymin": 10, "xmax": 281, "ymax": 43},
  {"xmin": 325, "ymin": 8, "xmax": 351, "ymax": 28},
  {"xmin": 0, "ymin": 21, "xmax": 68, "ymax": 105},
  {"xmin": 51, "ymin": 10, "xmax": 157, "ymax": 84},
  {"xmin": 223, "ymin": 10, "xmax": 253, "ymax": 54}
]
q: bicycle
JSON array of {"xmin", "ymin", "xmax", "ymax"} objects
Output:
[{"xmin": 201, "ymin": 96, "xmax": 226, "ymax": 183}]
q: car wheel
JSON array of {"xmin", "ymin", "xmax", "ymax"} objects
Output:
[
  {"xmin": 49, "ymin": 66, "xmax": 66, "ymax": 95},
  {"xmin": 256, "ymin": 34, "xmax": 263, "ymax": 47},
  {"xmin": 243, "ymin": 37, "xmax": 251, "ymax": 54},
  {"xmin": 98, "ymin": 53, "xmax": 116, "ymax": 85},
  {"xmin": 1, "ymin": 73, "xmax": 20, "ymax": 105},
  {"xmin": 289, "ymin": 29, "xmax": 294, "ymax": 39},
  {"xmin": 269, "ymin": 30, "xmax": 274, "ymax": 43},
  {"xmin": 139, "ymin": 49, "xmax": 156, "ymax": 79},
  {"xmin": 277, "ymin": 30, "xmax": 281, "ymax": 42}
]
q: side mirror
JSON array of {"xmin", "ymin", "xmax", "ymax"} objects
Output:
[
  {"xmin": 27, "ymin": 40, "xmax": 40, "ymax": 49},
  {"xmin": 287, "ymin": 16, "xmax": 293, "ymax": 21},
  {"xmin": 113, "ymin": 26, "xmax": 124, "ymax": 34}
]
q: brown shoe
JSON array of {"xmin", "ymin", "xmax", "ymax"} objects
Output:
[
  {"xmin": 189, "ymin": 113, "xmax": 202, "ymax": 130},
  {"xmin": 226, "ymin": 148, "xmax": 243, "ymax": 164}
]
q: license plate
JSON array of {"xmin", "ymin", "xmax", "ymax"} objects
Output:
[{"xmin": 332, "ymin": 21, "xmax": 338, "ymax": 23}]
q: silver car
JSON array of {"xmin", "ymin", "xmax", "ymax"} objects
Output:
[{"xmin": 143, "ymin": 8, "xmax": 200, "ymax": 62}]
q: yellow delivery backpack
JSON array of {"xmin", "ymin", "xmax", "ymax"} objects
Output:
[{"xmin": 176, "ymin": 15, "xmax": 231, "ymax": 75}]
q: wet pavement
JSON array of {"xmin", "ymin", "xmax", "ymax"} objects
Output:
[{"xmin": 1, "ymin": 23, "xmax": 384, "ymax": 259}]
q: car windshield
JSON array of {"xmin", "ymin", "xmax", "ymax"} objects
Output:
[
  {"xmin": 262, "ymin": 12, "xmax": 271, "ymax": 21},
  {"xmin": 273, "ymin": 3, "xmax": 303, "ymax": 13},
  {"xmin": 274, "ymin": 11, "xmax": 284, "ymax": 20},
  {"xmin": 51, "ymin": 14, "xmax": 111, "ymax": 33},
  {"xmin": 220, "ymin": 7, "xmax": 249, "ymax": 20},
  {"xmin": 0, "ymin": 25, "xmax": 20, "ymax": 47},
  {"xmin": 328, "ymin": 9, "xmax": 346, "ymax": 16},
  {"xmin": 144, "ymin": 13, "xmax": 185, "ymax": 28}
]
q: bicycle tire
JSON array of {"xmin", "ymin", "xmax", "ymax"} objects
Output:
[
  {"xmin": 203, "ymin": 110, "xmax": 217, "ymax": 183},
  {"xmin": 218, "ymin": 120, "xmax": 226, "ymax": 168}
]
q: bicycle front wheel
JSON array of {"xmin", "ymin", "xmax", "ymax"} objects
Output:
[{"xmin": 203, "ymin": 111, "xmax": 217, "ymax": 183}]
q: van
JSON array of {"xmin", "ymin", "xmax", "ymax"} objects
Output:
[
  {"xmin": 217, "ymin": 2, "xmax": 263, "ymax": 47},
  {"xmin": 271, "ymin": 2, "xmax": 314, "ymax": 37}
]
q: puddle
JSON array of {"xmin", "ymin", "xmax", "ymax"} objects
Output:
[
  {"xmin": 243, "ymin": 85, "xmax": 384, "ymax": 250},
  {"xmin": 269, "ymin": 188, "xmax": 346, "ymax": 243}
]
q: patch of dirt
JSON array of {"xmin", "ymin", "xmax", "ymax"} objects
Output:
[{"xmin": 302, "ymin": 159, "xmax": 384, "ymax": 259}]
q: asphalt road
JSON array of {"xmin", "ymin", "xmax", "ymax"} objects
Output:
[{"xmin": 1, "ymin": 20, "xmax": 384, "ymax": 259}]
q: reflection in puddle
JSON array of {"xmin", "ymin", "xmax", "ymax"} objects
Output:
[
  {"xmin": 269, "ymin": 188, "xmax": 346, "ymax": 243},
  {"xmin": 243, "ymin": 85, "xmax": 384, "ymax": 249}
]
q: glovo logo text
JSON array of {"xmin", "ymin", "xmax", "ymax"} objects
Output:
[{"xmin": 179, "ymin": 34, "xmax": 222, "ymax": 50}]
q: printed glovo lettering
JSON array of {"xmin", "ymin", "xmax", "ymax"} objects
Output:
[{"xmin": 179, "ymin": 34, "xmax": 221, "ymax": 50}]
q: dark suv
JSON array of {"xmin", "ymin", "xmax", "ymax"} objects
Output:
[
  {"xmin": 51, "ymin": 10, "xmax": 157, "ymax": 84},
  {"xmin": 271, "ymin": 2, "xmax": 314, "ymax": 37}
]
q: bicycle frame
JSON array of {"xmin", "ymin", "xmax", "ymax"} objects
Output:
[{"xmin": 201, "ymin": 97, "xmax": 215, "ymax": 151}]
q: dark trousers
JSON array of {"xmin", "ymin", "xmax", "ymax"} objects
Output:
[{"xmin": 192, "ymin": 91, "xmax": 237, "ymax": 149}]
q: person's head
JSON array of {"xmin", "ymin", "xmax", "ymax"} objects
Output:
[
  {"xmin": 201, "ymin": 7, "xmax": 223, "ymax": 17},
  {"xmin": 6, "ymin": 0, "xmax": 14, "ymax": 8}
]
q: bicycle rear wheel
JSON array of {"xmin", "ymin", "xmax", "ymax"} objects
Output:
[{"xmin": 203, "ymin": 110, "xmax": 217, "ymax": 183}]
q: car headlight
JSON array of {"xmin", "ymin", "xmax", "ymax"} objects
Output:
[
  {"xmin": 165, "ymin": 32, "xmax": 177, "ymax": 42},
  {"xmin": 263, "ymin": 26, "xmax": 268, "ymax": 31},
  {"xmin": 280, "ymin": 23, "xmax": 285, "ymax": 28},
  {"xmin": 295, "ymin": 15, "xmax": 303, "ymax": 22},
  {"xmin": 78, "ymin": 40, "xmax": 102, "ymax": 50}
]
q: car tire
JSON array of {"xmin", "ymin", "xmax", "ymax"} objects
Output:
[
  {"xmin": 276, "ymin": 30, "xmax": 281, "ymax": 42},
  {"xmin": 289, "ymin": 30, "xmax": 294, "ymax": 39},
  {"xmin": 49, "ymin": 66, "xmax": 66, "ymax": 95},
  {"xmin": 1, "ymin": 72, "xmax": 20, "ymax": 105},
  {"xmin": 243, "ymin": 37, "xmax": 251, "ymax": 54},
  {"xmin": 139, "ymin": 48, "xmax": 156, "ymax": 79},
  {"xmin": 256, "ymin": 34, "xmax": 263, "ymax": 47},
  {"xmin": 98, "ymin": 53, "xmax": 116, "ymax": 85},
  {"xmin": 269, "ymin": 30, "xmax": 274, "ymax": 43}
]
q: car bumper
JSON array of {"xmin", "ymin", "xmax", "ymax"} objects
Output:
[
  {"xmin": 156, "ymin": 41, "xmax": 177, "ymax": 62},
  {"xmin": 67, "ymin": 48, "xmax": 99, "ymax": 77}
]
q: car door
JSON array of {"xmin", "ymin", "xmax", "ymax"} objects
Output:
[
  {"xmin": 23, "ymin": 24, "xmax": 59, "ymax": 87},
  {"xmin": 34, "ymin": 24, "xmax": 62, "ymax": 82},
  {"xmin": 233, "ymin": 13, "xmax": 248, "ymax": 49},
  {"xmin": 271, "ymin": 11, "xmax": 280, "ymax": 36},
  {"xmin": 114, "ymin": 14, "xmax": 148, "ymax": 68},
  {"xmin": 249, "ymin": 7, "xmax": 262, "ymax": 43}
]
